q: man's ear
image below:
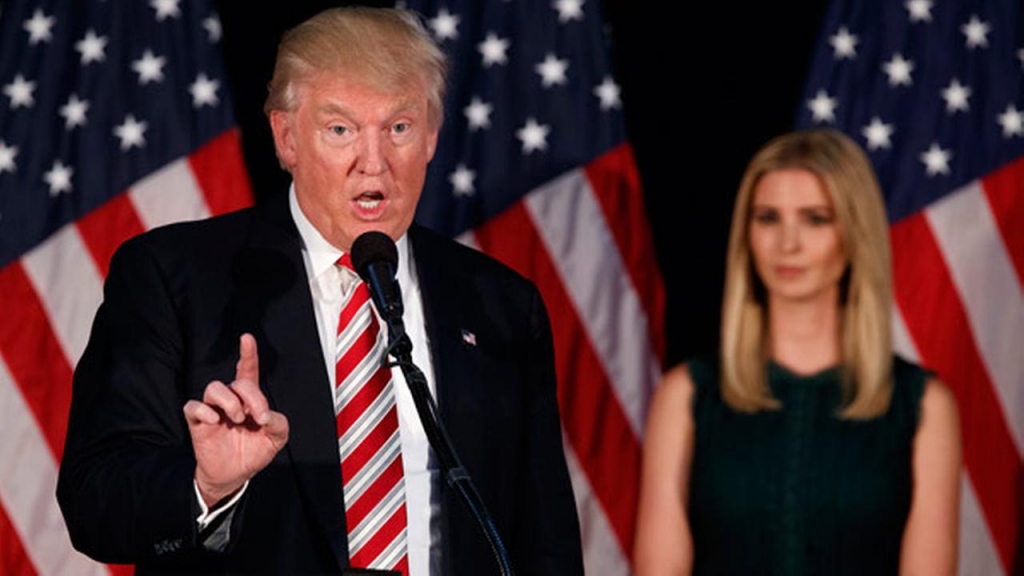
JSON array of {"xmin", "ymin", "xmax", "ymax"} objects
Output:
[
  {"xmin": 426, "ymin": 128, "xmax": 439, "ymax": 162},
  {"xmin": 269, "ymin": 110, "xmax": 297, "ymax": 169}
]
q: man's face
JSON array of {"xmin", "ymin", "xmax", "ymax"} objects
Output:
[{"xmin": 270, "ymin": 72, "xmax": 438, "ymax": 251}]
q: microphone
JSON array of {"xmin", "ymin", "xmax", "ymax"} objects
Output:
[{"xmin": 350, "ymin": 231, "xmax": 409, "ymax": 357}]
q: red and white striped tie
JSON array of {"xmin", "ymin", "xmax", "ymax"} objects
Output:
[{"xmin": 334, "ymin": 255, "xmax": 409, "ymax": 574}]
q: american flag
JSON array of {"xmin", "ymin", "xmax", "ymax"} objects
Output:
[
  {"xmin": 0, "ymin": 0, "xmax": 252, "ymax": 574},
  {"xmin": 796, "ymin": 1, "xmax": 1023, "ymax": 573},
  {"xmin": 403, "ymin": 0, "xmax": 665, "ymax": 573}
]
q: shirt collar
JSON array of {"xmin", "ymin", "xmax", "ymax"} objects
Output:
[{"xmin": 289, "ymin": 184, "xmax": 414, "ymax": 286}]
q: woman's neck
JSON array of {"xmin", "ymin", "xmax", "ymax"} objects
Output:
[{"xmin": 767, "ymin": 293, "xmax": 841, "ymax": 375}]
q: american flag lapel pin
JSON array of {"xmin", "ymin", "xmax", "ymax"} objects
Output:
[{"xmin": 460, "ymin": 328, "xmax": 477, "ymax": 347}]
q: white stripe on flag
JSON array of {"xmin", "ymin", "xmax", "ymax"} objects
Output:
[
  {"xmin": 959, "ymin": 472, "xmax": 1006, "ymax": 576},
  {"xmin": 524, "ymin": 168, "xmax": 659, "ymax": 436},
  {"xmin": 0, "ymin": 358, "xmax": 109, "ymax": 576},
  {"xmin": 891, "ymin": 304, "xmax": 920, "ymax": 364},
  {"xmin": 925, "ymin": 181, "xmax": 1024, "ymax": 455},
  {"xmin": 455, "ymin": 229, "xmax": 480, "ymax": 252},
  {"xmin": 21, "ymin": 225, "xmax": 104, "ymax": 366},
  {"xmin": 564, "ymin": 443, "xmax": 631, "ymax": 576},
  {"xmin": 129, "ymin": 158, "xmax": 210, "ymax": 230}
]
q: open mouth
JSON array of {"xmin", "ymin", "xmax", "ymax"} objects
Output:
[{"xmin": 355, "ymin": 191, "xmax": 384, "ymax": 211}]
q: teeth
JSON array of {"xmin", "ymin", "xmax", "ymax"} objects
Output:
[{"xmin": 356, "ymin": 198, "xmax": 381, "ymax": 210}]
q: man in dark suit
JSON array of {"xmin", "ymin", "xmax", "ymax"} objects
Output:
[{"xmin": 56, "ymin": 7, "xmax": 583, "ymax": 575}]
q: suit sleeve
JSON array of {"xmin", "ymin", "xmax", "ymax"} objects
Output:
[
  {"xmin": 516, "ymin": 284, "xmax": 584, "ymax": 575},
  {"xmin": 56, "ymin": 236, "xmax": 212, "ymax": 564}
]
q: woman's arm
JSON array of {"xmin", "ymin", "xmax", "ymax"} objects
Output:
[
  {"xmin": 900, "ymin": 377, "xmax": 962, "ymax": 576},
  {"xmin": 634, "ymin": 364, "xmax": 697, "ymax": 576}
]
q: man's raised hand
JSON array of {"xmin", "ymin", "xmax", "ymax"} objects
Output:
[{"xmin": 183, "ymin": 334, "xmax": 289, "ymax": 507}]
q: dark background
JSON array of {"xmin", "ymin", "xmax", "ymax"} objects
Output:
[{"xmin": 210, "ymin": 1, "xmax": 832, "ymax": 368}]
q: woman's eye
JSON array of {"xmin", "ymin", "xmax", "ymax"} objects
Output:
[
  {"xmin": 807, "ymin": 212, "xmax": 834, "ymax": 225},
  {"xmin": 753, "ymin": 211, "xmax": 778, "ymax": 224}
]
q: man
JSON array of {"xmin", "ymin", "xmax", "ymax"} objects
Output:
[{"xmin": 57, "ymin": 7, "xmax": 583, "ymax": 575}]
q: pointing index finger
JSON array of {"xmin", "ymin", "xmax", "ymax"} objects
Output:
[{"xmin": 236, "ymin": 333, "xmax": 259, "ymax": 385}]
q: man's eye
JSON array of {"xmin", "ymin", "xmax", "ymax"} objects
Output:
[
  {"xmin": 329, "ymin": 125, "xmax": 347, "ymax": 136},
  {"xmin": 392, "ymin": 122, "xmax": 409, "ymax": 134}
]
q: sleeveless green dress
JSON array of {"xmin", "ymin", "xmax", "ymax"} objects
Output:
[{"xmin": 687, "ymin": 356, "xmax": 928, "ymax": 575}]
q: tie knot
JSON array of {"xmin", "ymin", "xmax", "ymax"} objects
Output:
[{"xmin": 336, "ymin": 254, "xmax": 354, "ymax": 272}]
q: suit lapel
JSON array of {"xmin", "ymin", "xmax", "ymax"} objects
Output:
[
  {"xmin": 235, "ymin": 194, "xmax": 349, "ymax": 569},
  {"xmin": 408, "ymin": 226, "xmax": 480, "ymax": 437}
]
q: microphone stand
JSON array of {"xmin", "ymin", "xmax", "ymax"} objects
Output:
[{"xmin": 377, "ymin": 305, "xmax": 515, "ymax": 576}]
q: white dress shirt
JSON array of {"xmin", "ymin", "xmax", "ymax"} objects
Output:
[{"xmin": 290, "ymin": 188, "xmax": 440, "ymax": 576}]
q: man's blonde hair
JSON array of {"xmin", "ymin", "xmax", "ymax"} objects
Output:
[{"xmin": 264, "ymin": 7, "xmax": 448, "ymax": 130}]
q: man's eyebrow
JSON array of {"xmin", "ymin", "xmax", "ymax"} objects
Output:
[{"xmin": 314, "ymin": 99, "xmax": 424, "ymax": 119}]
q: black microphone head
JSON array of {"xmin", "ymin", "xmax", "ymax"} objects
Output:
[{"xmin": 350, "ymin": 231, "xmax": 398, "ymax": 281}]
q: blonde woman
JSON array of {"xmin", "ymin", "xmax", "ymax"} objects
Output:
[{"xmin": 634, "ymin": 130, "xmax": 961, "ymax": 575}]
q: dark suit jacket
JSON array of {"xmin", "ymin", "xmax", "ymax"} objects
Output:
[{"xmin": 56, "ymin": 193, "xmax": 584, "ymax": 575}]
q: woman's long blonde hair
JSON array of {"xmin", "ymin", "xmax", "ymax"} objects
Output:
[{"xmin": 720, "ymin": 129, "xmax": 893, "ymax": 419}]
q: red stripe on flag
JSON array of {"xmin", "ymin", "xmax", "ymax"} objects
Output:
[
  {"xmin": 75, "ymin": 193, "xmax": 146, "ymax": 279},
  {"xmin": 891, "ymin": 213, "xmax": 1021, "ymax": 571},
  {"xmin": 980, "ymin": 156, "xmax": 1024, "ymax": 288},
  {"xmin": 475, "ymin": 202, "xmax": 640, "ymax": 557},
  {"xmin": 583, "ymin": 144, "xmax": 666, "ymax": 362},
  {"xmin": 0, "ymin": 262, "xmax": 74, "ymax": 459},
  {"xmin": 0, "ymin": 504, "xmax": 37, "ymax": 576},
  {"xmin": 187, "ymin": 128, "xmax": 254, "ymax": 216}
]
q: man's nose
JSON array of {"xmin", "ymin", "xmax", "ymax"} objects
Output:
[{"xmin": 355, "ymin": 130, "xmax": 388, "ymax": 175}]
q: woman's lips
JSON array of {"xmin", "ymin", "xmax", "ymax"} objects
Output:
[{"xmin": 774, "ymin": 265, "xmax": 805, "ymax": 279}]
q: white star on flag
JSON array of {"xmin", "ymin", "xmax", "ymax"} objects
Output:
[
  {"xmin": 997, "ymin": 104, "xmax": 1023, "ymax": 138},
  {"xmin": 941, "ymin": 79, "xmax": 971, "ymax": 114},
  {"xmin": 43, "ymin": 160, "xmax": 73, "ymax": 196},
  {"xmin": 190, "ymin": 74, "xmax": 220, "ymax": 107},
  {"xmin": 882, "ymin": 53, "xmax": 914, "ymax": 86},
  {"xmin": 429, "ymin": 8, "xmax": 460, "ymax": 41},
  {"xmin": 23, "ymin": 9, "xmax": 56, "ymax": 45},
  {"xmin": 829, "ymin": 26, "xmax": 858, "ymax": 59},
  {"xmin": 75, "ymin": 29, "xmax": 108, "ymax": 65},
  {"xmin": 553, "ymin": 0, "xmax": 585, "ymax": 23},
  {"xmin": 535, "ymin": 53, "xmax": 569, "ymax": 88},
  {"xmin": 593, "ymin": 76, "xmax": 621, "ymax": 110},
  {"xmin": 464, "ymin": 97, "xmax": 493, "ymax": 131},
  {"xmin": 478, "ymin": 32, "xmax": 510, "ymax": 67},
  {"xmin": 905, "ymin": 0, "xmax": 933, "ymax": 22},
  {"xmin": 862, "ymin": 117, "xmax": 894, "ymax": 150},
  {"xmin": 0, "ymin": 140, "xmax": 18, "ymax": 174},
  {"xmin": 114, "ymin": 115, "xmax": 148, "ymax": 150},
  {"xmin": 150, "ymin": 0, "xmax": 182, "ymax": 21},
  {"xmin": 920, "ymin": 142, "xmax": 952, "ymax": 176},
  {"xmin": 961, "ymin": 15, "xmax": 991, "ymax": 50},
  {"xmin": 516, "ymin": 117, "xmax": 550, "ymax": 154},
  {"xmin": 449, "ymin": 164, "xmax": 476, "ymax": 196},
  {"xmin": 3, "ymin": 74, "xmax": 36, "ymax": 109},
  {"xmin": 59, "ymin": 94, "xmax": 90, "ymax": 129},
  {"xmin": 203, "ymin": 15, "xmax": 222, "ymax": 43},
  {"xmin": 133, "ymin": 50, "xmax": 166, "ymax": 84},
  {"xmin": 807, "ymin": 90, "xmax": 837, "ymax": 123}
]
